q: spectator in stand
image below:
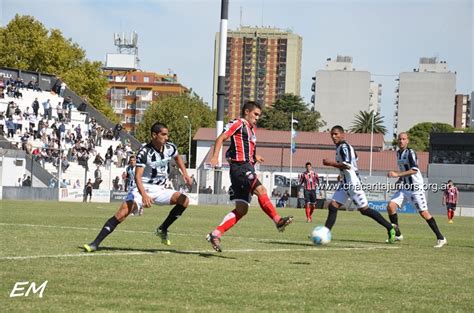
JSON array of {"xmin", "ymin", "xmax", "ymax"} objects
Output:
[
  {"xmin": 113, "ymin": 123, "xmax": 123, "ymax": 141},
  {"xmin": 42, "ymin": 99, "xmax": 51, "ymax": 120},
  {"xmin": 95, "ymin": 126, "xmax": 103, "ymax": 146},
  {"xmin": 13, "ymin": 111, "xmax": 22, "ymax": 133},
  {"xmin": 6, "ymin": 117, "xmax": 15, "ymax": 138},
  {"xmin": 33, "ymin": 81, "xmax": 41, "ymax": 92},
  {"xmin": 112, "ymin": 176, "xmax": 120, "ymax": 191},
  {"xmin": 94, "ymin": 165, "xmax": 102, "ymax": 181},
  {"xmin": 84, "ymin": 179, "xmax": 93, "ymax": 202},
  {"xmin": 60, "ymin": 81, "xmax": 67, "ymax": 97},
  {"xmin": 27, "ymin": 80, "xmax": 34, "ymax": 90},
  {"xmin": 60, "ymin": 156, "xmax": 69, "ymax": 172},
  {"xmin": 20, "ymin": 132, "xmax": 29, "ymax": 151},
  {"xmin": 32, "ymin": 98, "xmax": 40, "ymax": 116},
  {"xmin": 57, "ymin": 103, "xmax": 64, "ymax": 121},
  {"xmin": 93, "ymin": 153, "xmax": 104, "ymax": 167},
  {"xmin": 22, "ymin": 175, "xmax": 32, "ymax": 187},
  {"xmin": 53, "ymin": 78, "xmax": 62, "ymax": 95},
  {"xmin": 105, "ymin": 145, "xmax": 113, "ymax": 170}
]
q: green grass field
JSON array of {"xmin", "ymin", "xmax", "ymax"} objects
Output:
[{"xmin": 0, "ymin": 200, "xmax": 473, "ymax": 312}]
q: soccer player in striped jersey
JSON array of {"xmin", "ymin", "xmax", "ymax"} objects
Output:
[
  {"xmin": 386, "ymin": 132, "xmax": 447, "ymax": 248},
  {"xmin": 83, "ymin": 122, "xmax": 192, "ymax": 252},
  {"xmin": 299, "ymin": 162, "xmax": 322, "ymax": 223},
  {"xmin": 443, "ymin": 180, "xmax": 459, "ymax": 224},
  {"xmin": 207, "ymin": 101, "xmax": 293, "ymax": 252},
  {"xmin": 322, "ymin": 125, "xmax": 397, "ymax": 243}
]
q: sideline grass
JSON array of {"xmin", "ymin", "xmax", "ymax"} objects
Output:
[{"xmin": 0, "ymin": 200, "xmax": 473, "ymax": 312}]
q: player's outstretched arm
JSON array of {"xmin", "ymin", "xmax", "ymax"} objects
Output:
[
  {"xmin": 174, "ymin": 154, "xmax": 192, "ymax": 187},
  {"xmin": 322, "ymin": 159, "xmax": 350, "ymax": 170},
  {"xmin": 210, "ymin": 133, "xmax": 228, "ymax": 168}
]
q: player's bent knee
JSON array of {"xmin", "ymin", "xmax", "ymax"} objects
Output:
[{"xmin": 328, "ymin": 202, "xmax": 339, "ymax": 212}]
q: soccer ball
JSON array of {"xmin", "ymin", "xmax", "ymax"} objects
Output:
[{"xmin": 310, "ymin": 226, "xmax": 332, "ymax": 245}]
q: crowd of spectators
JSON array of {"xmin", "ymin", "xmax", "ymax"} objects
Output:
[{"xmin": 1, "ymin": 77, "xmax": 131, "ymax": 189}]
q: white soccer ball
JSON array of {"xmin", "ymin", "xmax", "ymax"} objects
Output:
[{"xmin": 311, "ymin": 226, "xmax": 332, "ymax": 245}]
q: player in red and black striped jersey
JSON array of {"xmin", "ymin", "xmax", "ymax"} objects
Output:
[
  {"xmin": 299, "ymin": 162, "xmax": 322, "ymax": 223},
  {"xmin": 206, "ymin": 101, "xmax": 293, "ymax": 252},
  {"xmin": 442, "ymin": 180, "xmax": 459, "ymax": 224}
]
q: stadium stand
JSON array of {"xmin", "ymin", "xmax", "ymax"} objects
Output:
[{"xmin": 0, "ymin": 67, "xmax": 141, "ymax": 191}]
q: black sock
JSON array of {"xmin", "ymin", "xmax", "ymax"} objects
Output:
[
  {"xmin": 426, "ymin": 217, "xmax": 444, "ymax": 240},
  {"xmin": 159, "ymin": 204, "xmax": 187, "ymax": 232},
  {"xmin": 360, "ymin": 208, "xmax": 392, "ymax": 230},
  {"xmin": 389, "ymin": 213, "xmax": 401, "ymax": 236},
  {"xmin": 91, "ymin": 216, "xmax": 120, "ymax": 247},
  {"xmin": 324, "ymin": 203, "xmax": 338, "ymax": 230}
]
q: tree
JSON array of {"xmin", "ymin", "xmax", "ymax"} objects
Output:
[
  {"xmin": 350, "ymin": 110, "xmax": 387, "ymax": 135},
  {"xmin": 0, "ymin": 15, "xmax": 117, "ymax": 122},
  {"xmin": 405, "ymin": 122, "xmax": 454, "ymax": 151},
  {"xmin": 135, "ymin": 94, "xmax": 216, "ymax": 158},
  {"xmin": 257, "ymin": 93, "xmax": 325, "ymax": 131}
]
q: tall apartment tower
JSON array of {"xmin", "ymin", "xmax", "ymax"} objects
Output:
[
  {"xmin": 212, "ymin": 27, "xmax": 302, "ymax": 118},
  {"xmin": 311, "ymin": 56, "xmax": 381, "ymax": 131},
  {"xmin": 394, "ymin": 57, "xmax": 456, "ymax": 133},
  {"xmin": 454, "ymin": 94, "xmax": 471, "ymax": 129}
]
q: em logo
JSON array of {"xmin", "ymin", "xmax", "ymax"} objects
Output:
[{"xmin": 10, "ymin": 281, "xmax": 48, "ymax": 298}]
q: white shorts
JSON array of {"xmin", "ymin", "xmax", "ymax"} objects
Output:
[
  {"xmin": 125, "ymin": 184, "xmax": 178, "ymax": 209},
  {"xmin": 332, "ymin": 184, "xmax": 368, "ymax": 209},
  {"xmin": 390, "ymin": 189, "xmax": 428, "ymax": 212}
]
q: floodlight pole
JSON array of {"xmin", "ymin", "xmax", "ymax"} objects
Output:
[
  {"xmin": 369, "ymin": 110, "xmax": 374, "ymax": 176},
  {"xmin": 214, "ymin": 0, "xmax": 228, "ymax": 195}
]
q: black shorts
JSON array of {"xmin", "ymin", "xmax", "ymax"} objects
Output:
[
  {"xmin": 229, "ymin": 162, "xmax": 261, "ymax": 203},
  {"xmin": 304, "ymin": 189, "xmax": 317, "ymax": 204},
  {"xmin": 446, "ymin": 203, "xmax": 456, "ymax": 210}
]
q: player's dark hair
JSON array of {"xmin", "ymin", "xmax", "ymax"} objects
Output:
[
  {"xmin": 331, "ymin": 125, "xmax": 345, "ymax": 133},
  {"xmin": 129, "ymin": 155, "xmax": 136, "ymax": 160},
  {"xmin": 305, "ymin": 162, "xmax": 312, "ymax": 167},
  {"xmin": 241, "ymin": 101, "xmax": 262, "ymax": 117},
  {"xmin": 151, "ymin": 122, "xmax": 168, "ymax": 134}
]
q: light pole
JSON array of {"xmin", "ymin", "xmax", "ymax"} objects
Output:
[
  {"xmin": 183, "ymin": 116, "xmax": 192, "ymax": 169},
  {"xmin": 369, "ymin": 110, "xmax": 374, "ymax": 176}
]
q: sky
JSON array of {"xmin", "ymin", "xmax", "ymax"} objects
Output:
[{"xmin": 1, "ymin": 0, "xmax": 472, "ymax": 138}]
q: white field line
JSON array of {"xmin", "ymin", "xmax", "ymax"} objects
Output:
[
  {"xmin": 0, "ymin": 222, "xmax": 392, "ymax": 247},
  {"xmin": 0, "ymin": 220, "xmax": 400, "ymax": 261},
  {"xmin": 0, "ymin": 246, "xmax": 399, "ymax": 261}
]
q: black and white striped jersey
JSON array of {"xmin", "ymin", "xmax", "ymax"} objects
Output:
[
  {"xmin": 396, "ymin": 148, "xmax": 424, "ymax": 189},
  {"xmin": 136, "ymin": 142, "xmax": 178, "ymax": 185},
  {"xmin": 335, "ymin": 141, "xmax": 361, "ymax": 185},
  {"xmin": 125, "ymin": 165, "xmax": 136, "ymax": 188}
]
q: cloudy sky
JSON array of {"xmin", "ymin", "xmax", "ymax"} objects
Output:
[{"xmin": 1, "ymin": 0, "xmax": 472, "ymax": 136}]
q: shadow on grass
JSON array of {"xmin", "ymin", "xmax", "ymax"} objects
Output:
[
  {"xmin": 335, "ymin": 238, "xmax": 388, "ymax": 245},
  {"xmin": 77, "ymin": 246, "xmax": 236, "ymax": 259},
  {"xmin": 262, "ymin": 240, "xmax": 314, "ymax": 247}
]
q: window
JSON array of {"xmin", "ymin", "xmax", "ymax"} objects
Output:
[
  {"xmin": 132, "ymin": 75, "xmax": 136, "ymax": 82},
  {"xmin": 144, "ymin": 76, "xmax": 150, "ymax": 83}
]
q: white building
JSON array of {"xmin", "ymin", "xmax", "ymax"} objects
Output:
[
  {"xmin": 312, "ymin": 56, "xmax": 381, "ymax": 131},
  {"xmin": 394, "ymin": 57, "xmax": 456, "ymax": 133}
]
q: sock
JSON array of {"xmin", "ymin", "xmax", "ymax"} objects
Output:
[
  {"xmin": 325, "ymin": 203, "xmax": 338, "ymax": 230},
  {"xmin": 213, "ymin": 209, "xmax": 244, "ymax": 237},
  {"xmin": 448, "ymin": 209, "xmax": 454, "ymax": 220},
  {"xmin": 305, "ymin": 204, "xmax": 311, "ymax": 220},
  {"xmin": 258, "ymin": 194, "xmax": 281, "ymax": 223},
  {"xmin": 159, "ymin": 204, "xmax": 187, "ymax": 232},
  {"xmin": 389, "ymin": 213, "xmax": 401, "ymax": 236},
  {"xmin": 91, "ymin": 216, "xmax": 120, "ymax": 247},
  {"xmin": 427, "ymin": 217, "xmax": 444, "ymax": 240},
  {"xmin": 360, "ymin": 208, "xmax": 392, "ymax": 230}
]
